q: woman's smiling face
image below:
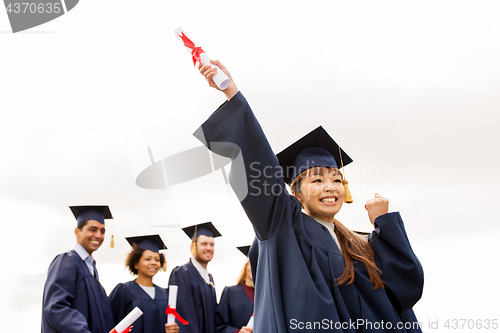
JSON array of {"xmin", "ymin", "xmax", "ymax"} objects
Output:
[
  {"xmin": 293, "ymin": 167, "xmax": 345, "ymax": 223},
  {"xmin": 135, "ymin": 250, "xmax": 161, "ymax": 278}
]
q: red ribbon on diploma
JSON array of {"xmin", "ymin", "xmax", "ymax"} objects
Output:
[
  {"xmin": 178, "ymin": 31, "xmax": 205, "ymax": 66},
  {"xmin": 109, "ymin": 327, "xmax": 132, "ymax": 333},
  {"xmin": 165, "ymin": 305, "xmax": 190, "ymax": 325}
]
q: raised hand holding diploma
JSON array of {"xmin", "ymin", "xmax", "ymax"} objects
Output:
[
  {"xmin": 175, "ymin": 27, "xmax": 231, "ymax": 90},
  {"xmin": 199, "ymin": 59, "xmax": 238, "ymax": 100},
  {"xmin": 109, "ymin": 306, "xmax": 143, "ymax": 333}
]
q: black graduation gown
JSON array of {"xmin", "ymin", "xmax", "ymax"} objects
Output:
[
  {"xmin": 168, "ymin": 260, "xmax": 217, "ymax": 333},
  {"xmin": 215, "ymin": 284, "xmax": 254, "ymax": 333},
  {"xmin": 41, "ymin": 250, "xmax": 114, "ymax": 333},
  {"xmin": 194, "ymin": 91, "xmax": 424, "ymax": 332},
  {"xmin": 108, "ymin": 281, "xmax": 169, "ymax": 333}
]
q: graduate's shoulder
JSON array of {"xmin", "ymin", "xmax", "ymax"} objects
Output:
[
  {"xmin": 222, "ymin": 284, "xmax": 243, "ymax": 293},
  {"xmin": 48, "ymin": 250, "xmax": 81, "ymax": 270},
  {"xmin": 170, "ymin": 261, "xmax": 192, "ymax": 274},
  {"xmin": 109, "ymin": 281, "xmax": 133, "ymax": 294}
]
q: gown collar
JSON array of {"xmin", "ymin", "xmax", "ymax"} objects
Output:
[
  {"xmin": 73, "ymin": 243, "xmax": 93, "ymax": 261},
  {"xmin": 313, "ymin": 218, "xmax": 341, "ymax": 251},
  {"xmin": 191, "ymin": 257, "xmax": 211, "ymax": 284}
]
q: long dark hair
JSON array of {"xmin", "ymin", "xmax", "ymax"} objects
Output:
[{"xmin": 291, "ymin": 167, "xmax": 384, "ymax": 289}]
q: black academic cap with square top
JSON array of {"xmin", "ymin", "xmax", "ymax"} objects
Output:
[
  {"xmin": 126, "ymin": 234, "xmax": 167, "ymax": 253},
  {"xmin": 182, "ymin": 221, "xmax": 222, "ymax": 240},
  {"xmin": 276, "ymin": 126, "xmax": 354, "ymax": 203},
  {"xmin": 70, "ymin": 205, "xmax": 113, "ymax": 224},
  {"xmin": 237, "ymin": 245, "xmax": 250, "ymax": 257}
]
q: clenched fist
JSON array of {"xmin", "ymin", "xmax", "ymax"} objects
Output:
[{"xmin": 365, "ymin": 193, "xmax": 389, "ymax": 226}]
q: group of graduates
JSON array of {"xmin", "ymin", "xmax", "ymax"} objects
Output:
[
  {"xmin": 41, "ymin": 59, "xmax": 425, "ymax": 333},
  {"xmin": 41, "ymin": 208, "xmax": 255, "ymax": 333}
]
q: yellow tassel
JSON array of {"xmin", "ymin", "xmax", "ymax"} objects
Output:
[
  {"xmin": 163, "ymin": 262, "xmax": 167, "ymax": 272},
  {"xmin": 191, "ymin": 241, "xmax": 197, "ymax": 256},
  {"xmin": 110, "ymin": 235, "xmax": 115, "ymax": 248},
  {"xmin": 191, "ymin": 225, "xmax": 198, "ymax": 255},
  {"xmin": 343, "ymin": 179, "xmax": 353, "ymax": 204}
]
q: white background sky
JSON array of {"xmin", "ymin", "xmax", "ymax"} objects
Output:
[{"xmin": 1, "ymin": 1, "xmax": 499, "ymax": 332}]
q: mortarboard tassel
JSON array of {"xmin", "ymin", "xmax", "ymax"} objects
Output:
[
  {"xmin": 110, "ymin": 234, "xmax": 115, "ymax": 248},
  {"xmin": 163, "ymin": 262, "xmax": 167, "ymax": 272},
  {"xmin": 191, "ymin": 225, "xmax": 198, "ymax": 256},
  {"xmin": 343, "ymin": 179, "xmax": 353, "ymax": 204},
  {"xmin": 339, "ymin": 146, "xmax": 353, "ymax": 204}
]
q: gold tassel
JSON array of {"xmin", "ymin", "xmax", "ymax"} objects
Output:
[
  {"xmin": 190, "ymin": 225, "xmax": 198, "ymax": 255},
  {"xmin": 343, "ymin": 179, "xmax": 353, "ymax": 204},
  {"xmin": 338, "ymin": 146, "xmax": 353, "ymax": 204},
  {"xmin": 110, "ymin": 234, "xmax": 115, "ymax": 248},
  {"xmin": 163, "ymin": 262, "xmax": 167, "ymax": 272}
]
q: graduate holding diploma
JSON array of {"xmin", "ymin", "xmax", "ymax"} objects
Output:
[
  {"xmin": 168, "ymin": 222, "xmax": 221, "ymax": 333},
  {"xmin": 109, "ymin": 235, "xmax": 179, "ymax": 333},
  {"xmin": 194, "ymin": 60, "xmax": 424, "ymax": 332},
  {"xmin": 41, "ymin": 206, "xmax": 115, "ymax": 333}
]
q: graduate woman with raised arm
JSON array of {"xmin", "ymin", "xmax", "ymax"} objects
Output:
[
  {"xmin": 109, "ymin": 235, "xmax": 179, "ymax": 333},
  {"xmin": 216, "ymin": 247, "xmax": 254, "ymax": 333},
  {"xmin": 194, "ymin": 60, "xmax": 424, "ymax": 333}
]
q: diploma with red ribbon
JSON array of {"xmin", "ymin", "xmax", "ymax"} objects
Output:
[
  {"xmin": 246, "ymin": 312, "xmax": 254, "ymax": 329},
  {"xmin": 174, "ymin": 27, "xmax": 231, "ymax": 90},
  {"xmin": 166, "ymin": 305, "xmax": 189, "ymax": 325},
  {"xmin": 166, "ymin": 285, "xmax": 189, "ymax": 325},
  {"xmin": 109, "ymin": 306, "xmax": 143, "ymax": 333}
]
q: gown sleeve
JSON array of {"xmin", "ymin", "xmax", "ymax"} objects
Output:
[
  {"xmin": 215, "ymin": 287, "xmax": 239, "ymax": 333},
  {"xmin": 42, "ymin": 254, "xmax": 91, "ymax": 333},
  {"xmin": 194, "ymin": 91, "xmax": 301, "ymax": 240},
  {"xmin": 369, "ymin": 212, "xmax": 424, "ymax": 314},
  {"xmin": 108, "ymin": 283, "xmax": 129, "ymax": 325},
  {"xmin": 169, "ymin": 267, "xmax": 199, "ymax": 333}
]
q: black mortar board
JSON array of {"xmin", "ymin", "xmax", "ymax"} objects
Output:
[
  {"xmin": 237, "ymin": 245, "xmax": 250, "ymax": 257},
  {"xmin": 276, "ymin": 126, "xmax": 353, "ymax": 185},
  {"xmin": 126, "ymin": 234, "xmax": 167, "ymax": 252},
  {"xmin": 182, "ymin": 221, "xmax": 222, "ymax": 239},
  {"xmin": 70, "ymin": 205, "xmax": 113, "ymax": 224}
]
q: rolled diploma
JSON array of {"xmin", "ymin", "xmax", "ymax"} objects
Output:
[
  {"xmin": 167, "ymin": 285, "xmax": 178, "ymax": 325},
  {"xmin": 112, "ymin": 306, "xmax": 143, "ymax": 333},
  {"xmin": 174, "ymin": 27, "xmax": 231, "ymax": 90},
  {"xmin": 246, "ymin": 313, "xmax": 254, "ymax": 329}
]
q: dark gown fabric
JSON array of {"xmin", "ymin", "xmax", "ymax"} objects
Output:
[
  {"xmin": 215, "ymin": 284, "xmax": 254, "ymax": 333},
  {"xmin": 108, "ymin": 281, "xmax": 169, "ymax": 333},
  {"xmin": 168, "ymin": 260, "xmax": 217, "ymax": 333},
  {"xmin": 194, "ymin": 91, "xmax": 424, "ymax": 332},
  {"xmin": 41, "ymin": 250, "xmax": 114, "ymax": 333}
]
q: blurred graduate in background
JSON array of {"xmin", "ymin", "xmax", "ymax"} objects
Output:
[
  {"xmin": 216, "ymin": 246, "xmax": 254, "ymax": 333},
  {"xmin": 168, "ymin": 222, "xmax": 221, "ymax": 333}
]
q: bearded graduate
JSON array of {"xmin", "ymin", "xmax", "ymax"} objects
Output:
[
  {"xmin": 109, "ymin": 235, "xmax": 179, "ymax": 333},
  {"xmin": 193, "ymin": 60, "xmax": 424, "ymax": 333},
  {"xmin": 168, "ymin": 222, "xmax": 221, "ymax": 333}
]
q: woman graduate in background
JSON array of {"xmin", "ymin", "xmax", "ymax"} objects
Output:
[
  {"xmin": 109, "ymin": 235, "xmax": 179, "ymax": 333},
  {"xmin": 194, "ymin": 61, "xmax": 424, "ymax": 333},
  {"xmin": 216, "ymin": 246, "xmax": 254, "ymax": 333}
]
